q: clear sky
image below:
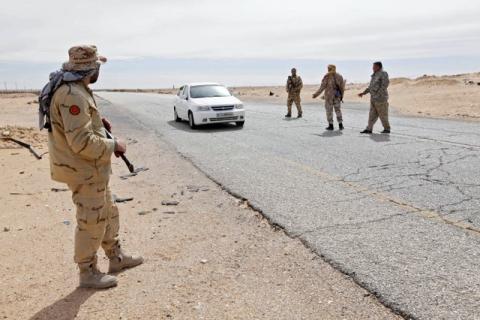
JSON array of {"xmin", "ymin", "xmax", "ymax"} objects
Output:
[{"xmin": 1, "ymin": 0, "xmax": 479, "ymax": 89}]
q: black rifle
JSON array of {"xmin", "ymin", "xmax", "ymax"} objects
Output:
[{"xmin": 104, "ymin": 129, "xmax": 135, "ymax": 173}]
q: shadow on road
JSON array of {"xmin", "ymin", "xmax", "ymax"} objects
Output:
[
  {"xmin": 367, "ymin": 133, "xmax": 391, "ymax": 143},
  {"xmin": 167, "ymin": 120, "xmax": 244, "ymax": 133},
  {"xmin": 282, "ymin": 117, "xmax": 302, "ymax": 121},
  {"xmin": 312, "ymin": 131, "xmax": 344, "ymax": 138},
  {"xmin": 29, "ymin": 288, "xmax": 96, "ymax": 320}
]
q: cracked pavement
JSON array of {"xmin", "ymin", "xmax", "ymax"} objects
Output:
[{"xmin": 97, "ymin": 92, "xmax": 480, "ymax": 320}]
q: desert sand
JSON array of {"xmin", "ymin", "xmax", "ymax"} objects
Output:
[{"xmin": 230, "ymin": 72, "xmax": 480, "ymax": 120}]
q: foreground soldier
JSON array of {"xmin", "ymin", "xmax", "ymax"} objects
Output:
[
  {"xmin": 312, "ymin": 65, "xmax": 345, "ymax": 130},
  {"xmin": 285, "ymin": 68, "xmax": 303, "ymax": 118},
  {"xmin": 47, "ymin": 45, "xmax": 143, "ymax": 289},
  {"xmin": 358, "ymin": 61, "xmax": 391, "ymax": 134}
]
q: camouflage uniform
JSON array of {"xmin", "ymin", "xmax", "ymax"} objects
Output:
[
  {"xmin": 48, "ymin": 46, "xmax": 142, "ymax": 283},
  {"xmin": 362, "ymin": 70, "xmax": 390, "ymax": 130},
  {"xmin": 49, "ymin": 81, "xmax": 119, "ymax": 269},
  {"xmin": 313, "ymin": 69, "xmax": 345, "ymax": 124},
  {"xmin": 286, "ymin": 75, "xmax": 303, "ymax": 115}
]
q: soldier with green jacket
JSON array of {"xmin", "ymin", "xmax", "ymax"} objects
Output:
[{"xmin": 359, "ymin": 61, "xmax": 391, "ymax": 134}]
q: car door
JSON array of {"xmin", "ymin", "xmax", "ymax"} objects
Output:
[
  {"xmin": 179, "ymin": 85, "xmax": 189, "ymax": 118},
  {"xmin": 175, "ymin": 86, "xmax": 184, "ymax": 116}
]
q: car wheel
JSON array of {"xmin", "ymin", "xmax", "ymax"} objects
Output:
[
  {"xmin": 236, "ymin": 121, "xmax": 245, "ymax": 127},
  {"xmin": 174, "ymin": 107, "xmax": 181, "ymax": 122},
  {"xmin": 188, "ymin": 112, "xmax": 197, "ymax": 129}
]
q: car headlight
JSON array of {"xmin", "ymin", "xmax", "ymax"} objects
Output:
[
  {"xmin": 197, "ymin": 106, "xmax": 210, "ymax": 111},
  {"xmin": 235, "ymin": 104, "xmax": 244, "ymax": 109}
]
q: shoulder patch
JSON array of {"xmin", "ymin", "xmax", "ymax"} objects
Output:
[{"xmin": 69, "ymin": 105, "xmax": 81, "ymax": 115}]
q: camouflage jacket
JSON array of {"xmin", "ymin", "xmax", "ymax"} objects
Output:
[
  {"xmin": 363, "ymin": 70, "xmax": 390, "ymax": 102},
  {"xmin": 286, "ymin": 76, "xmax": 303, "ymax": 95},
  {"xmin": 314, "ymin": 73, "xmax": 345, "ymax": 105},
  {"xmin": 48, "ymin": 82, "xmax": 115, "ymax": 184}
]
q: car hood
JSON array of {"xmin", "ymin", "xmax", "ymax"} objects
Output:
[{"xmin": 191, "ymin": 96, "xmax": 242, "ymax": 106}]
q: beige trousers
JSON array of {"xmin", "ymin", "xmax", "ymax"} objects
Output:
[
  {"xmin": 325, "ymin": 100, "xmax": 343, "ymax": 124},
  {"xmin": 67, "ymin": 180, "xmax": 120, "ymax": 269},
  {"xmin": 287, "ymin": 94, "xmax": 302, "ymax": 115},
  {"xmin": 367, "ymin": 101, "xmax": 390, "ymax": 130}
]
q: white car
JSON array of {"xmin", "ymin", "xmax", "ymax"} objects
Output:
[{"xmin": 173, "ymin": 82, "xmax": 245, "ymax": 129}]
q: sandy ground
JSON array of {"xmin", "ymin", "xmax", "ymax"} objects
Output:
[
  {"xmin": 0, "ymin": 95, "xmax": 400, "ymax": 319},
  {"xmin": 230, "ymin": 72, "xmax": 480, "ymax": 120}
]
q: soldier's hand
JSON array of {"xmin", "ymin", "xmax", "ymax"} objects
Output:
[
  {"xmin": 114, "ymin": 138, "xmax": 127, "ymax": 157},
  {"xmin": 102, "ymin": 118, "xmax": 112, "ymax": 132},
  {"xmin": 312, "ymin": 94, "xmax": 317, "ymax": 99},
  {"xmin": 358, "ymin": 93, "xmax": 364, "ymax": 98}
]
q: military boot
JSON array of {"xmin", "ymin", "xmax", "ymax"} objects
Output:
[
  {"xmin": 79, "ymin": 261, "xmax": 117, "ymax": 289},
  {"xmin": 325, "ymin": 124, "xmax": 334, "ymax": 131},
  {"xmin": 108, "ymin": 245, "xmax": 144, "ymax": 273},
  {"xmin": 297, "ymin": 112, "xmax": 303, "ymax": 118},
  {"xmin": 339, "ymin": 123, "xmax": 344, "ymax": 130},
  {"xmin": 285, "ymin": 113, "xmax": 292, "ymax": 118}
]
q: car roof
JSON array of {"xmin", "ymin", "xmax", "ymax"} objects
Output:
[{"xmin": 186, "ymin": 82, "xmax": 222, "ymax": 87}]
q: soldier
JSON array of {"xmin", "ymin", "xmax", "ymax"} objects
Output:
[
  {"xmin": 285, "ymin": 68, "xmax": 303, "ymax": 118},
  {"xmin": 312, "ymin": 65, "xmax": 345, "ymax": 131},
  {"xmin": 47, "ymin": 45, "xmax": 143, "ymax": 289},
  {"xmin": 358, "ymin": 61, "xmax": 391, "ymax": 134}
]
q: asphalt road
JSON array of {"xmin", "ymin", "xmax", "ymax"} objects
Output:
[{"xmin": 97, "ymin": 92, "xmax": 480, "ymax": 320}]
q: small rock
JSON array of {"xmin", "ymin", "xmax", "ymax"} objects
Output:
[
  {"xmin": 138, "ymin": 211, "xmax": 151, "ymax": 216},
  {"xmin": 114, "ymin": 196, "xmax": 134, "ymax": 203},
  {"xmin": 19, "ymin": 171, "xmax": 25, "ymax": 175},
  {"xmin": 162, "ymin": 200, "xmax": 179, "ymax": 206},
  {"xmin": 152, "ymin": 208, "xmax": 158, "ymax": 212},
  {"xmin": 187, "ymin": 187, "xmax": 199, "ymax": 193},
  {"xmin": 62, "ymin": 220, "xmax": 70, "ymax": 226},
  {"xmin": 51, "ymin": 187, "xmax": 68, "ymax": 192},
  {"xmin": 3, "ymin": 227, "xmax": 10, "ymax": 232},
  {"xmin": 163, "ymin": 211, "xmax": 175, "ymax": 215},
  {"xmin": 200, "ymin": 259, "xmax": 208, "ymax": 264}
]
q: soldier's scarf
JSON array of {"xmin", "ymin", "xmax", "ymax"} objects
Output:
[{"xmin": 38, "ymin": 69, "xmax": 96, "ymax": 131}]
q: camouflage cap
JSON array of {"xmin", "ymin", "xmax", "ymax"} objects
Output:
[
  {"xmin": 328, "ymin": 64, "xmax": 337, "ymax": 73},
  {"xmin": 62, "ymin": 45, "xmax": 107, "ymax": 72}
]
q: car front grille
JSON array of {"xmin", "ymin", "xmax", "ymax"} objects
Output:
[
  {"xmin": 211, "ymin": 105, "xmax": 234, "ymax": 111},
  {"xmin": 209, "ymin": 116, "xmax": 239, "ymax": 122}
]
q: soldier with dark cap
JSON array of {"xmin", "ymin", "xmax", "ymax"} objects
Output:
[
  {"xmin": 46, "ymin": 45, "xmax": 143, "ymax": 289},
  {"xmin": 285, "ymin": 68, "xmax": 303, "ymax": 118},
  {"xmin": 358, "ymin": 61, "xmax": 391, "ymax": 134}
]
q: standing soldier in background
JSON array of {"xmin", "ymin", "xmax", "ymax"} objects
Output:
[
  {"xmin": 312, "ymin": 65, "xmax": 345, "ymax": 131},
  {"xmin": 358, "ymin": 61, "xmax": 391, "ymax": 134},
  {"xmin": 285, "ymin": 68, "xmax": 303, "ymax": 118},
  {"xmin": 43, "ymin": 45, "xmax": 143, "ymax": 289}
]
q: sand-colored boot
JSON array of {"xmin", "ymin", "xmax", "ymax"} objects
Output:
[
  {"xmin": 108, "ymin": 246, "xmax": 144, "ymax": 273},
  {"xmin": 79, "ymin": 262, "xmax": 117, "ymax": 289}
]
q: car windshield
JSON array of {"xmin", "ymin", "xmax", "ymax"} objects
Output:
[{"xmin": 190, "ymin": 85, "xmax": 231, "ymax": 98}]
